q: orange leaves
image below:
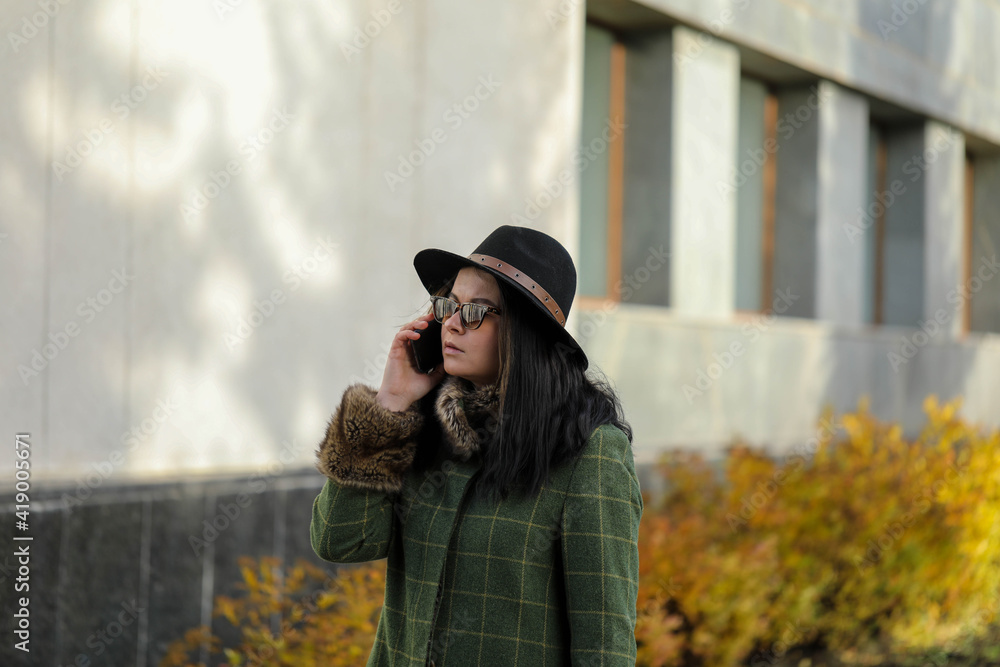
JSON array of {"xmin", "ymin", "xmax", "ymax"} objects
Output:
[
  {"xmin": 159, "ymin": 556, "xmax": 386, "ymax": 667},
  {"xmin": 159, "ymin": 627, "xmax": 219, "ymax": 667},
  {"xmin": 635, "ymin": 395, "xmax": 1000, "ymax": 666},
  {"xmin": 634, "ymin": 611, "xmax": 685, "ymax": 667}
]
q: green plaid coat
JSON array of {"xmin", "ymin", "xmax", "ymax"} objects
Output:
[{"xmin": 310, "ymin": 375, "xmax": 643, "ymax": 666}]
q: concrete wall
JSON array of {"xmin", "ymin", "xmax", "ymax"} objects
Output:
[
  {"xmin": 0, "ymin": 0, "xmax": 587, "ymax": 486},
  {"xmin": 625, "ymin": 0, "xmax": 1000, "ymax": 146},
  {"xmin": 1, "ymin": 0, "xmax": 998, "ymax": 485},
  {"xmin": 576, "ymin": 302, "xmax": 1000, "ymax": 465}
]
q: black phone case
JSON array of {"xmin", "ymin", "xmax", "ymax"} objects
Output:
[{"xmin": 410, "ymin": 318, "xmax": 443, "ymax": 373}]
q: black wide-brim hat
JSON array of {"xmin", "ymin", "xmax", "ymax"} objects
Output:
[{"xmin": 413, "ymin": 225, "xmax": 588, "ymax": 370}]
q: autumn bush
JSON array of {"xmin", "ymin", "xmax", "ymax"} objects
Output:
[
  {"xmin": 162, "ymin": 395, "xmax": 1000, "ymax": 667},
  {"xmin": 635, "ymin": 395, "xmax": 1000, "ymax": 666},
  {"xmin": 160, "ymin": 555, "xmax": 386, "ymax": 666}
]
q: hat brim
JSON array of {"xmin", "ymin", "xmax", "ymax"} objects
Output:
[{"xmin": 413, "ymin": 248, "xmax": 588, "ymax": 370}]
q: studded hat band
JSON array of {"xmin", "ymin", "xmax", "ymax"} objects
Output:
[{"xmin": 468, "ymin": 253, "xmax": 566, "ymax": 326}]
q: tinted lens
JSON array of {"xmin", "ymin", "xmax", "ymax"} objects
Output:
[
  {"xmin": 461, "ymin": 303, "xmax": 486, "ymax": 328},
  {"xmin": 432, "ymin": 297, "xmax": 457, "ymax": 322}
]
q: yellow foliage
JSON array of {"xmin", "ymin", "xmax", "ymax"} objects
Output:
[
  {"xmin": 634, "ymin": 395, "xmax": 1000, "ymax": 666},
  {"xmin": 159, "ymin": 556, "xmax": 386, "ymax": 667}
]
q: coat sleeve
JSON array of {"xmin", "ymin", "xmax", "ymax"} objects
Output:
[
  {"xmin": 560, "ymin": 424, "xmax": 643, "ymax": 666},
  {"xmin": 310, "ymin": 383, "xmax": 424, "ymax": 563}
]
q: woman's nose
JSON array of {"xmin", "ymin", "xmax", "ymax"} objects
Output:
[{"xmin": 444, "ymin": 308, "xmax": 464, "ymax": 331}]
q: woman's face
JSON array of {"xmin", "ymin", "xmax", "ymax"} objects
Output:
[{"xmin": 441, "ymin": 267, "xmax": 501, "ymax": 388}]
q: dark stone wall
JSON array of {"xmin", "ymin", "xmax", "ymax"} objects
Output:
[{"xmin": 0, "ymin": 468, "xmax": 333, "ymax": 667}]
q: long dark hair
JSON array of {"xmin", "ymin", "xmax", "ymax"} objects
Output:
[{"xmin": 413, "ymin": 267, "xmax": 633, "ymax": 505}]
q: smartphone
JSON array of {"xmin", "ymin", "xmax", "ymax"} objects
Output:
[{"xmin": 409, "ymin": 318, "xmax": 443, "ymax": 373}]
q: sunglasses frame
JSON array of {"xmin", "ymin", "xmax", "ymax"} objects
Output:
[{"xmin": 429, "ymin": 295, "xmax": 501, "ymax": 330}]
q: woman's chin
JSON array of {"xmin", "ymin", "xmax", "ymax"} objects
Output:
[{"xmin": 442, "ymin": 359, "xmax": 475, "ymax": 383}]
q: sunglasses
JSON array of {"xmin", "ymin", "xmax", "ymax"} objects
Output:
[{"xmin": 429, "ymin": 296, "xmax": 501, "ymax": 330}]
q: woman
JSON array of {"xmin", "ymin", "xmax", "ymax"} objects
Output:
[{"xmin": 310, "ymin": 225, "xmax": 643, "ymax": 666}]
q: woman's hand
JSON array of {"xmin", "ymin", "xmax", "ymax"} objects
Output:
[{"xmin": 376, "ymin": 312, "xmax": 447, "ymax": 412}]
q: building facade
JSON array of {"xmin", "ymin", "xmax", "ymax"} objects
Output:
[
  {"xmin": 1, "ymin": 0, "xmax": 998, "ymax": 664},
  {"xmin": 576, "ymin": 0, "xmax": 1000, "ymax": 462}
]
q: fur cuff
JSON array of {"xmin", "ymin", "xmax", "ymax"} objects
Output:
[
  {"xmin": 315, "ymin": 383, "xmax": 425, "ymax": 493},
  {"xmin": 434, "ymin": 375, "xmax": 501, "ymax": 460}
]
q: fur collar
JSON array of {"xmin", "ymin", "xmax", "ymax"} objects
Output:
[{"xmin": 433, "ymin": 374, "xmax": 501, "ymax": 460}]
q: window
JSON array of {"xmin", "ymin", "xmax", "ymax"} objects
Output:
[
  {"xmin": 873, "ymin": 122, "xmax": 926, "ymax": 328},
  {"xmin": 863, "ymin": 121, "xmax": 889, "ymax": 325},
  {"xmin": 733, "ymin": 76, "xmax": 777, "ymax": 313},
  {"xmin": 579, "ymin": 22, "xmax": 624, "ymax": 300},
  {"xmin": 966, "ymin": 151, "xmax": 1000, "ymax": 333},
  {"xmin": 579, "ymin": 22, "xmax": 670, "ymax": 307}
]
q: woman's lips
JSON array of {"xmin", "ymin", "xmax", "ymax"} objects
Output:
[{"xmin": 444, "ymin": 343, "xmax": 463, "ymax": 353}]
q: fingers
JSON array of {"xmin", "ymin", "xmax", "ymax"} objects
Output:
[
  {"xmin": 390, "ymin": 315, "xmax": 434, "ymax": 355},
  {"xmin": 400, "ymin": 313, "xmax": 433, "ymax": 333},
  {"xmin": 399, "ymin": 315, "xmax": 433, "ymax": 341},
  {"xmin": 410, "ymin": 313, "xmax": 434, "ymax": 329},
  {"xmin": 393, "ymin": 329, "xmax": 419, "ymax": 350},
  {"xmin": 398, "ymin": 317, "xmax": 428, "ymax": 337}
]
